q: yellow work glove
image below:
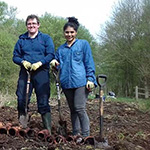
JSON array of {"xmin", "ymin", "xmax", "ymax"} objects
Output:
[
  {"xmin": 31, "ymin": 61, "xmax": 42, "ymax": 71},
  {"xmin": 22, "ymin": 60, "xmax": 31, "ymax": 70},
  {"xmin": 86, "ymin": 81, "xmax": 95, "ymax": 91},
  {"xmin": 50, "ymin": 59, "xmax": 59, "ymax": 69}
]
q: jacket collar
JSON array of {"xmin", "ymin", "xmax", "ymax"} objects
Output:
[
  {"xmin": 19, "ymin": 31, "xmax": 41, "ymax": 39},
  {"xmin": 64, "ymin": 39, "xmax": 78, "ymax": 47}
]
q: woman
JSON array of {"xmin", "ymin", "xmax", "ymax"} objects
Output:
[{"xmin": 51, "ymin": 17, "xmax": 97, "ymax": 137}]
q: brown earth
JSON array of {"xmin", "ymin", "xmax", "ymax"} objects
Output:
[{"xmin": 0, "ymin": 97, "xmax": 150, "ymax": 150}]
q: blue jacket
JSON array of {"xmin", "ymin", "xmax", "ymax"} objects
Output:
[
  {"xmin": 13, "ymin": 31, "xmax": 55, "ymax": 69},
  {"xmin": 55, "ymin": 39, "xmax": 97, "ymax": 89}
]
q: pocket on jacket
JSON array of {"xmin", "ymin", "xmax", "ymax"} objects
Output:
[{"xmin": 73, "ymin": 50, "xmax": 83, "ymax": 62}]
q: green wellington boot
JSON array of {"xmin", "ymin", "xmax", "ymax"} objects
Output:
[{"xmin": 41, "ymin": 112, "xmax": 51, "ymax": 135}]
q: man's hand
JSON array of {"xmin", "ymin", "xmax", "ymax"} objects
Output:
[
  {"xmin": 50, "ymin": 59, "xmax": 59, "ymax": 69},
  {"xmin": 86, "ymin": 81, "xmax": 95, "ymax": 91},
  {"xmin": 31, "ymin": 61, "xmax": 42, "ymax": 71},
  {"xmin": 22, "ymin": 60, "xmax": 31, "ymax": 70}
]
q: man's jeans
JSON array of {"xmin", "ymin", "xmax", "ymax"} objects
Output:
[{"xmin": 16, "ymin": 68, "xmax": 50, "ymax": 115}]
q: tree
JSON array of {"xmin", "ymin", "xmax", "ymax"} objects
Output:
[
  {"xmin": 98, "ymin": 0, "xmax": 150, "ymax": 97},
  {"xmin": 0, "ymin": 1, "xmax": 19, "ymax": 93}
]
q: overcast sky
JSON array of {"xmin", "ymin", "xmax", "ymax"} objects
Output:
[{"xmin": 2, "ymin": 0, "xmax": 118, "ymax": 38}]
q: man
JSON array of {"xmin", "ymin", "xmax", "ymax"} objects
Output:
[{"xmin": 13, "ymin": 14, "xmax": 54, "ymax": 134}]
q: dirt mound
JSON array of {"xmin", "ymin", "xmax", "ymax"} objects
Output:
[{"xmin": 0, "ymin": 99, "xmax": 150, "ymax": 150}]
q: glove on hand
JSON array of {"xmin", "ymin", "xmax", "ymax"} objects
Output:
[
  {"xmin": 50, "ymin": 59, "xmax": 59, "ymax": 69},
  {"xmin": 31, "ymin": 61, "xmax": 42, "ymax": 71},
  {"xmin": 86, "ymin": 81, "xmax": 95, "ymax": 91},
  {"xmin": 22, "ymin": 60, "xmax": 31, "ymax": 70}
]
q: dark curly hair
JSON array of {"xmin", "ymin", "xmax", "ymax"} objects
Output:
[{"xmin": 63, "ymin": 17, "xmax": 80, "ymax": 32}]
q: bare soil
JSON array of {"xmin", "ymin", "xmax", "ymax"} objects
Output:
[{"xmin": 0, "ymin": 97, "xmax": 150, "ymax": 150}]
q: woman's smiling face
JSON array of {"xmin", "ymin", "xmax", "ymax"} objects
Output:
[{"xmin": 64, "ymin": 26, "xmax": 77, "ymax": 44}]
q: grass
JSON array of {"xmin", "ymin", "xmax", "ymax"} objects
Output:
[
  {"xmin": 109, "ymin": 97, "xmax": 150, "ymax": 112},
  {"xmin": 1, "ymin": 92, "xmax": 150, "ymax": 112},
  {"xmin": 88, "ymin": 92, "xmax": 150, "ymax": 112},
  {"xmin": 0, "ymin": 92, "xmax": 17, "ymax": 107},
  {"xmin": 0, "ymin": 92, "xmax": 37, "ymax": 108}
]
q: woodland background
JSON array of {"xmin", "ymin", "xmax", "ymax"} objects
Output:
[{"xmin": 0, "ymin": 0, "xmax": 149, "ymax": 101}]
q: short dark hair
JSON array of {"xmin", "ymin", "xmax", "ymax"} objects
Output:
[
  {"xmin": 63, "ymin": 17, "xmax": 80, "ymax": 32},
  {"xmin": 25, "ymin": 14, "xmax": 40, "ymax": 26}
]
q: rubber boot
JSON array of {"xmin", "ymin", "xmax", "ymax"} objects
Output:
[{"xmin": 41, "ymin": 112, "xmax": 51, "ymax": 135}]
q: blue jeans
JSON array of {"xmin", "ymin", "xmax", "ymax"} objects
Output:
[
  {"xmin": 63, "ymin": 86, "xmax": 90, "ymax": 137},
  {"xmin": 16, "ymin": 67, "xmax": 50, "ymax": 115}
]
